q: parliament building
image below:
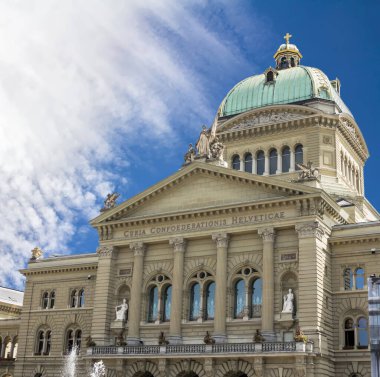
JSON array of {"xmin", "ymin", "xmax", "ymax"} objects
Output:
[{"xmin": 1, "ymin": 35, "xmax": 380, "ymax": 377}]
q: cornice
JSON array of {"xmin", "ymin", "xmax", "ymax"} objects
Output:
[
  {"xmin": 21, "ymin": 264, "xmax": 98, "ymax": 277},
  {"xmin": 0, "ymin": 304, "xmax": 22, "ymax": 315},
  {"xmin": 329, "ymin": 235, "xmax": 380, "ymax": 246}
]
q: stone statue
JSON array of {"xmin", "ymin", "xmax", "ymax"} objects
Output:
[
  {"xmin": 297, "ymin": 161, "xmax": 319, "ymax": 180},
  {"xmin": 209, "ymin": 136, "xmax": 225, "ymax": 162},
  {"xmin": 115, "ymin": 298, "xmax": 128, "ymax": 321},
  {"xmin": 30, "ymin": 247, "xmax": 43, "ymax": 261},
  {"xmin": 184, "ymin": 143, "xmax": 196, "ymax": 163},
  {"xmin": 101, "ymin": 192, "xmax": 120, "ymax": 212},
  {"xmin": 282, "ymin": 288, "xmax": 294, "ymax": 313},
  {"xmin": 253, "ymin": 329, "xmax": 265, "ymax": 343},
  {"xmin": 196, "ymin": 125, "xmax": 213, "ymax": 158},
  {"xmin": 116, "ymin": 330, "xmax": 126, "ymax": 346},
  {"xmin": 158, "ymin": 331, "xmax": 169, "ymax": 345},
  {"xmin": 203, "ymin": 331, "xmax": 215, "ymax": 345}
]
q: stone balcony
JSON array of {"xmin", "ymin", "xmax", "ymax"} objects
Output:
[{"xmin": 87, "ymin": 341, "xmax": 313, "ymax": 358}]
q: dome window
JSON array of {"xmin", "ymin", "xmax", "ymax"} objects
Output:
[{"xmin": 264, "ymin": 67, "xmax": 278, "ymax": 84}]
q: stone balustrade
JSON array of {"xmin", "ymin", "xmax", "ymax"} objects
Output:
[{"xmin": 88, "ymin": 341, "xmax": 313, "ymax": 357}]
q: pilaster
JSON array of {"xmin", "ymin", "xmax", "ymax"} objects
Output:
[
  {"xmin": 127, "ymin": 242, "xmax": 146, "ymax": 345},
  {"xmin": 168, "ymin": 237, "xmax": 186, "ymax": 344},
  {"xmin": 91, "ymin": 246, "xmax": 118, "ymax": 345},
  {"xmin": 212, "ymin": 232, "xmax": 229, "ymax": 343},
  {"xmin": 258, "ymin": 227, "xmax": 276, "ymax": 340}
]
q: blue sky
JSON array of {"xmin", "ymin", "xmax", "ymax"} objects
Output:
[{"xmin": 0, "ymin": 0, "xmax": 379, "ymax": 288}]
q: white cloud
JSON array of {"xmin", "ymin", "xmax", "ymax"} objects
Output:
[{"xmin": 0, "ymin": 0, "xmax": 262, "ymax": 288}]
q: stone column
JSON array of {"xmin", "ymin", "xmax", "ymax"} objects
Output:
[
  {"xmin": 252, "ymin": 156, "xmax": 257, "ymax": 175},
  {"xmin": 290, "ymin": 149, "xmax": 295, "ymax": 172},
  {"xmin": 169, "ymin": 237, "xmax": 186, "ymax": 344},
  {"xmin": 91, "ymin": 246, "xmax": 118, "ymax": 345},
  {"xmin": 258, "ymin": 227, "xmax": 276, "ymax": 340},
  {"xmin": 212, "ymin": 233, "xmax": 229, "ymax": 343},
  {"xmin": 276, "ymin": 151, "xmax": 282, "ymax": 174},
  {"xmin": 127, "ymin": 242, "xmax": 146, "ymax": 345},
  {"xmin": 264, "ymin": 152, "xmax": 269, "ymax": 176}
]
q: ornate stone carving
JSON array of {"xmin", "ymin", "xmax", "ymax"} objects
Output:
[
  {"xmin": 253, "ymin": 329, "xmax": 265, "ymax": 343},
  {"xmin": 204, "ymin": 358, "xmax": 214, "ymax": 377},
  {"xmin": 101, "ymin": 192, "xmax": 120, "ymax": 212},
  {"xmin": 212, "ymin": 233, "xmax": 229, "ymax": 248},
  {"xmin": 341, "ymin": 120, "xmax": 359, "ymax": 143},
  {"xmin": 196, "ymin": 125, "xmax": 213, "ymax": 158},
  {"xmin": 158, "ymin": 359, "xmax": 167, "ymax": 377},
  {"xmin": 230, "ymin": 111, "xmax": 304, "ymax": 131},
  {"xmin": 130, "ymin": 242, "xmax": 146, "ymax": 256},
  {"xmin": 158, "ymin": 331, "xmax": 169, "ymax": 345},
  {"xmin": 258, "ymin": 227, "xmax": 276, "ymax": 242},
  {"xmin": 209, "ymin": 136, "xmax": 225, "ymax": 162},
  {"xmin": 296, "ymin": 161, "xmax": 319, "ymax": 180},
  {"xmin": 169, "ymin": 237, "xmax": 187, "ymax": 253},
  {"xmin": 295, "ymin": 222, "xmax": 324, "ymax": 240},
  {"xmin": 30, "ymin": 247, "xmax": 43, "ymax": 261},
  {"xmin": 203, "ymin": 331, "xmax": 215, "ymax": 344},
  {"xmin": 96, "ymin": 245, "xmax": 116, "ymax": 257}
]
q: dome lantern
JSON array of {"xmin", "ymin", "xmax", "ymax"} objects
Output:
[{"xmin": 274, "ymin": 33, "xmax": 303, "ymax": 70}]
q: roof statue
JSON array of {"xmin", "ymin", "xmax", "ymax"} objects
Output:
[
  {"xmin": 101, "ymin": 192, "xmax": 120, "ymax": 212},
  {"xmin": 196, "ymin": 125, "xmax": 213, "ymax": 159},
  {"xmin": 30, "ymin": 246, "xmax": 43, "ymax": 261}
]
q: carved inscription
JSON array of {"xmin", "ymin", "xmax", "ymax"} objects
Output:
[{"xmin": 123, "ymin": 211, "xmax": 286, "ymax": 239}]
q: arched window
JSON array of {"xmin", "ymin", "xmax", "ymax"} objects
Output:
[
  {"xmin": 36, "ymin": 331, "xmax": 45, "ymax": 355},
  {"xmin": 244, "ymin": 153, "xmax": 253, "ymax": 173},
  {"xmin": 357, "ymin": 317, "xmax": 368, "ymax": 348},
  {"xmin": 12, "ymin": 336, "xmax": 18, "ymax": 359},
  {"xmin": 269, "ymin": 149, "xmax": 277, "ymax": 175},
  {"xmin": 49, "ymin": 291, "xmax": 55, "ymax": 309},
  {"xmin": 78, "ymin": 289, "xmax": 85, "ymax": 308},
  {"xmin": 75, "ymin": 330, "xmax": 82, "ymax": 349},
  {"xmin": 290, "ymin": 57, "xmax": 295, "ymax": 67},
  {"xmin": 355, "ymin": 268, "xmax": 365, "ymax": 290},
  {"xmin": 42, "ymin": 292, "xmax": 49, "ymax": 309},
  {"xmin": 344, "ymin": 268, "xmax": 353, "ymax": 290},
  {"xmin": 205, "ymin": 281, "xmax": 215, "ymax": 320},
  {"xmin": 189, "ymin": 283, "xmax": 201, "ymax": 321},
  {"xmin": 280, "ymin": 57, "xmax": 288, "ymax": 69},
  {"xmin": 4, "ymin": 337, "xmax": 12, "ymax": 359},
  {"xmin": 67, "ymin": 330, "xmax": 74, "ymax": 352},
  {"xmin": 295, "ymin": 144, "xmax": 303, "ymax": 170},
  {"xmin": 148, "ymin": 286, "xmax": 159, "ymax": 322},
  {"xmin": 282, "ymin": 146, "xmax": 290, "ymax": 173},
  {"xmin": 344, "ymin": 318, "xmax": 355, "ymax": 349},
  {"xmin": 45, "ymin": 331, "xmax": 51, "ymax": 355},
  {"xmin": 232, "ymin": 155, "xmax": 240, "ymax": 170},
  {"xmin": 250, "ymin": 278, "xmax": 262, "ymax": 318},
  {"xmin": 266, "ymin": 71, "xmax": 274, "ymax": 82},
  {"xmin": 162, "ymin": 285, "xmax": 172, "ymax": 322},
  {"xmin": 234, "ymin": 279, "xmax": 245, "ymax": 319},
  {"xmin": 256, "ymin": 151, "xmax": 265, "ymax": 175},
  {"xmin": 70, "ymin": 290, "xmax": 77, "ymax": 308}
]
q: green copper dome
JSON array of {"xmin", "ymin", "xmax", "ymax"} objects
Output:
[{"xmin": 219, "ymin": 66, "xmax": 351, "ymax": 117}]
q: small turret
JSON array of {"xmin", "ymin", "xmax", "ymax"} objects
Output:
[{"xmin": 274, "ymin": 33, "xmax": 302, "ymax": 70}]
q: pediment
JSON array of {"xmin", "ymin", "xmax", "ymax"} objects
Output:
[
  {"xmin": 91, "ymin": 163, "xmax": 318, "ymax": 225},
  {"xmin": 217, "ymin": 105, "xmax": 321, "ymax": 133}
]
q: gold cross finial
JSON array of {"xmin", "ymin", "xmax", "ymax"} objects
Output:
[{"xmin": 284, "ymin": 32, "xmax": 292, "ymax": 45}]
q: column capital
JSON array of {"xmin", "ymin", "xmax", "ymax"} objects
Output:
[
  {"xmin": 169, "ymin": 237, "xmax": 187, "ymax": 253},
  {"xmin": 212, "ymin": 233, "xmax": 229, "ymax": 248},
  {"xmin": 295, "ymin": 221, "xmax": 324, "ymax": 240},
  {"xmin": 129, "ymin": 242, "xmax": 146, "ymax": 256},
  {"xmin": 258, "ymin": 227, "xmax": 276, "ymax": 242},
  {"xmin": 96, "ymin": 245, "xmax": 117, "ymax": 258}
]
